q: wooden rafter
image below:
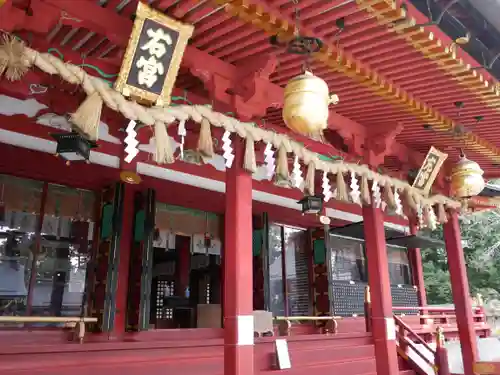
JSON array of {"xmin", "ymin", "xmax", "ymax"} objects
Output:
[{"xmin": 211, "ymin": 0, "xmax": 500, "ymax": 163}]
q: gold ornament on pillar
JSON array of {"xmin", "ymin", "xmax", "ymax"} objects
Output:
[
  {"xmin": 282, "ymin": 71, "xmax": 339, "ymax": 137},
  {"xmin": 450, "ymin": 151, "xmax": 485, "ymax": 198}
]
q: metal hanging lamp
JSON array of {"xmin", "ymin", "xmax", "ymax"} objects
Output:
[
  {"xmin": 272, "ymin": 1, "xmax": 340, "ymax": 137},
  {"xmin": 450, "ymin": 149, "xmax": 485, "ymax": 199}
]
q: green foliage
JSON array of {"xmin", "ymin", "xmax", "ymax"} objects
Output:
[{"xmin": 422, "ymin": 210, "xmax": 500, "ymax": 304}]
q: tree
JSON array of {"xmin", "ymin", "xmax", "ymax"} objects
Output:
[{"xmin": 422, "ymin": 210, "xmax": 500, "ymax": 305}]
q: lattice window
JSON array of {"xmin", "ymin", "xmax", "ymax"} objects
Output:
[
  {"xmin": 205, "ymin": 283, "xmax": 211, "ymax": 304},
  {"xmin": 156, "ymin": 280, "xmax": 174, "ymax": 319}
]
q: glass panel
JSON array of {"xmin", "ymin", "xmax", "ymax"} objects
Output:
[
  {"xmin": 330, "ymin": 236, "xmax": 366, "ymax": 281},
  {"xmin": 387, "ymin": 245, "xmax": 411, "ymax": 285},
  {"xmin": 0, "ymin": 175, "xmax": 43, "ymax": 317},
  {"xmin": 284, "ymin": 227, "xmax": 309, "ymax": 316},
  {"xmin": 31, "ymin": 184, "xmax": 95, "ymax": 317},
  {"xmin": 269, "ymin": 224, "xmax": 284, "ymax": 316}
]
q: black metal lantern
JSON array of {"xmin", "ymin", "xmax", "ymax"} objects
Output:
[
  {"xmin": 51, "ymin": 132, "xmax": 97, "ymax": 165},
  {"xmin": 298, "ymin": 195, "xmax": 323, "ymax": 215}
]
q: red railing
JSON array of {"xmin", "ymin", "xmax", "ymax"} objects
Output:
[
  {"xmin": 394, "ymin": 315, "xmax": 450, "ymax": 375},
  {"xmin": 474, "ymin": 362, "xmax": 500, "ymax": 375},
  {"xmin": 392, "ymin": 305, "xmax": 489, "ymax": 338}
]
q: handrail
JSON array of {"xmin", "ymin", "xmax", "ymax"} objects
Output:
[
  {"xmin": 394, "ymin": 315, "xmax": 451, "ymax": 375},
  {"xmin": 474, "ymin": 362, "xmax": 500, "ymax": 374},
  {"xmin": 274, "ymin": 315, "xmax": 340, "ymax": 336},
  {"xmin": 403, "ymin": 337, "xmax": 436, "ymax": 368},
  {"xmin": 394, "ymin": 315, "xmax": 435, "ymax": 355},
  {"xmin": 393, "ymin": 306, "xmax": 485, "ymax": 314},
  {"xmin": 0, "ymin": 316, "xmax": 98, "ymax": 343}
]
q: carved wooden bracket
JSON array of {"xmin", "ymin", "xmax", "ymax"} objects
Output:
[{"xmin": 190, "ymin": 54, "xmax": 277, "ymax": 121}]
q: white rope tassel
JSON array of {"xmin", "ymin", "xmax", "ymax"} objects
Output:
[
  {"xmin": 292, "ymin": 155, "xmax": 303, "ymax": 189},
  {"xmin": 264, "ymin": 143, "xmax": 275, "ymax": 180},
  {"xmin": 322, "ymin": 171, "xmax": 332, "ymax": 202},
  {"xmin": 371, "ymin": 180, "xmax": 382, "ymax": 209},
  {"xmin": 3, "ymin": 38, "xmax": 458, "ymax": 212},
  {"xmin": 349, "ymin": 171, "xmax": 361, "ymax": 205},
  {"xmin": 124, "ymin": 120, "xmax": 139, "ymax": 163},
  {"xmin": 222, "ymin": 131, "xmax": 234, "ymax": 168},
  {"xmin": 177, "ymin": 120, "xmax": 186, "ymax": 160}
]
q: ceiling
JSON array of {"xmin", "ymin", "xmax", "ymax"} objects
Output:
[{"xmin": 3, "ymin": 0, "xmax": 500, "ymax": 182}]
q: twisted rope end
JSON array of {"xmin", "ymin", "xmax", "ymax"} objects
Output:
[{"xmin": 0, "ymin": 34, "xmax": 30, "ymax": 82}]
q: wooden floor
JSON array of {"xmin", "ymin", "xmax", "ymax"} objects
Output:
[{"xmin": 0, "ymin": 317, "xmax": 488, "ymax": 375}]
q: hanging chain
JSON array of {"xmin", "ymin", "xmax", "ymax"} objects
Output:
[
  {"xmin": 292, "ymin": 0, "xmax": 300, "ymax": 37},
  {"xmin": 291, "ymin": 0, "xmax": 312, "ymax": 72}
]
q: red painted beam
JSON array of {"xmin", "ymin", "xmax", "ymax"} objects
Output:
[
  {"xmin": 37, "ymin": 0, "xmax": 361, "ymax": 133},
  {"xmin": 3, "ymin": 0, "xmax": 432, "ymax": 172}
]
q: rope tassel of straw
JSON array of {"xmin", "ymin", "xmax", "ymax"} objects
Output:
[
  {"xmin": 304, "ymin": 162, "xmax": 315, "ymax": 196},
  {"xmin": 243, "ymin": 136, "xmax": 257, "ymax": 173},
  {"xmin": 360, "ymin": 175, "xmax": 371, "ymax": 206},
  {"xmin": 336, "ymin": 171, "xmax": 349, "ymax": 202},
  {"xmin": 436, "ymin": 203, "xmax": 448, "ymax": 224},
  {"xmin": 0, "ymin": 34, "xmax": 29, "ymax": 81},
  {"xmin": 383, "ymin": 181, "xmax": 397, "ymax": 210},
  {"xmin": 71, "ymin": 90, "xmax": 102, "ymax": 140},
  {"xmin": 276, "ymin": 145, "xmax": 289, "ymax": 182},
  {"xmin": 154, "ymin": 121, "xmax": 174, "ymax": 164},
  {"xmin": 404, "ymin": 188, "xmax": 418, "ymax": 213},
  {"xmin": 197, "ymin": 117, "xmax": 214, "ymax": 157}
]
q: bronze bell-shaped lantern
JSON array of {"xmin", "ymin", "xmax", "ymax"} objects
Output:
[
  {"xmin": 450, "ymin": 152, "xmax": 485, "ymax": 198},
  {"xmin": 282, "ymin": 71, "xmax": 338, "ymax": 137}
]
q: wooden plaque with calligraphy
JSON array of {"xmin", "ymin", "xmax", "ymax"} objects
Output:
[
  {"xmin": 412, "ymin": 146, "xmax": 448, "ymax": 195},
  {"xmin": 114, "ymin": 2, "xmax": 194, "ymax": 106}
]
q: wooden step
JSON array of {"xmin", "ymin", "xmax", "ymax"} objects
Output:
[
  {"xmin": 400, "ymin": 370, "xmax": 416, "ymax": 375},
  {"xmin": 265, "ymin": 357, "xmax": 377, "ymax": 375},
  {"xmin": 287, "ymin": 344, "xmax": 375, "ymax": 367}
]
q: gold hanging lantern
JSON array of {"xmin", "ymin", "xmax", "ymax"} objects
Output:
[
  {"xmin": 450, "ymin": 153, "xmax": 485, "ymax": 198},
  {"xmin": 282, "ymin": 71, "xmax": 338, "ymax": 137}
]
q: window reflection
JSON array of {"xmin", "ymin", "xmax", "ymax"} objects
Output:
[
  {"xmin": 0, "ymin": 176, "xmax": 42, "ymax": 317},
  {"xmin": 269, "ymin": 224, "xmax": 284, "ymax": 316},
  {"xmin": 387, "ymin": 246, "xmax": 411, "ymax": 285},
  {"xmin": 284, "ymin": 227, "xmax": 309, "ymax": 316},
  {"xmin": 330, "ymin": 236, "xmax": 366, "ymax": 282},
  {"xmin": 268, "ymin": 224, "xmax": 309, "ymax": 317},
  {"xmin": 0, "ymin": 175, "xmax": 95, "ymax": 320},
  {"xmin": 0, "ymin": 230, "xmax": 31, "ymax": 316}
]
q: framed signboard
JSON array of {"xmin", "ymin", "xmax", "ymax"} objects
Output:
[
  {"xmin": 412, "ymin": 146, "xmax": 448, "ymax": 195},
  {"xmin": 114, "ymin": 2, "xmax": 194, "ymax": 106}
]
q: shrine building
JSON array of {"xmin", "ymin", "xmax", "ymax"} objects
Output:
[{"xmin": 0, "ymin": 1, "xmax": 499, "ymax": 375}]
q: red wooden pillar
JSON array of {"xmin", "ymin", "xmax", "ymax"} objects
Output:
[
  {"xmin": 224, "ymin": 138, "xmax": 254, "ymax": 375},
  {"xmin": 408, "ymin": 222, "xmax": 427, "ymax": 306},
  {"xmin": 443, "ymin": 210, "xmax": 478, "ymax": 375},
  {"xmin": 114, "ymin": 182, "xmax": 136, "ymax": 336},
  {"xmin": 362, "ymin": 205, "xmax": 399, "ymax": 375}
]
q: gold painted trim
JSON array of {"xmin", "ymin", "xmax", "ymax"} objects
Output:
[
  {"xmin": 114, "ymin": 2, "xmax": 194, "ymax": 106},
  {"xmin": 213, "ymin": 0, "xmax": 500, "ymax": 163},
  {"xmin": 356, "ymin": 0, "xmax": 500, "ymax": 157}
]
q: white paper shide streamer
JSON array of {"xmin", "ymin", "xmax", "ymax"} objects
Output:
[
  {"xmin": 427, "ymin": 206, "xmax": 437, "ymax": 230},
  {"xmin": 349, "ymin": 171, "xmax": 361, "ymax": 204},
  {"xmin": 178, "ymin": 120, "xmax": 186, "ymax": 160},
  {"xmin": 291, "ymin": 155, "xmax": 303, "ymax": 189},
  {"xmin": 264, "ymin": 143, "xmax": 276, "ymax": 180},
  {"xmin": 371, "ymin": 180, "xmax": 382, "ymax": 209},
  {"xmin": 222, "ymin": 131, "xmax": 234, "ymax": 168},
  {"xmin": 417, "ymin": 204, "xmax": 425, "ymax": 228},
  {"xmin": 322, "ymin": 171, "xmax": 332, "ymax": 202},
  {"xmin": 124, "ymin": 120, "xmax": 139, "ymax": 163},
  {"xmin": 394, "ymin": 188, "xmax": 403, "ymax": 216}
]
